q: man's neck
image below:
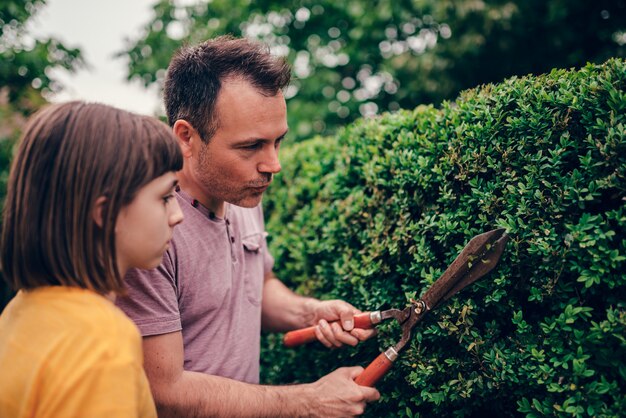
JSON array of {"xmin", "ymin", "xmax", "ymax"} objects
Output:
[{"xmin": 177, "ymin": 172, "xmax": 226, "ymax": 217}]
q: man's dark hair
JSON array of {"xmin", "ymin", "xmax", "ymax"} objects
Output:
[{"xmin": 164, "ymin": 35, "xmax": 291, "ymax": 142}]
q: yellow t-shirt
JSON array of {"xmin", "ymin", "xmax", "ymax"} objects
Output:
[{"xmin": 0, "ymin": 286, "xmax": 157, "ymax": 418}]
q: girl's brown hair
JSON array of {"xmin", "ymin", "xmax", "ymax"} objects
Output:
[{"xmin": 0, "ymin": 101, "xmax": 182, "ymax": 293}]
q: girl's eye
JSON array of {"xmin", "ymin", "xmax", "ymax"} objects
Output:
[{"xmin": 163, "ymin": 194, "xmax": 174, "ymax": 204}]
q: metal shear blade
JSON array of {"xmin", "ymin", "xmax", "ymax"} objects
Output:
[
  {"xmin": 421, "ymin": 228, "xmax": 509, "ymax": 311},
  {"xmin": 391, "ymin": 228, "xmax": 509, "ymax": 353}
]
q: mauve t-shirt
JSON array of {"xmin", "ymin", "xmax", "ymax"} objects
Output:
[{"xmin": 116, "ymin": 190, "xmax": 273, "ymax": 383}]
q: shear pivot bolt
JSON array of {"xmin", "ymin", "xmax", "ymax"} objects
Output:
[{"xmin": 414, "ymin": 300, "xmax": 426, "ymax": 315}]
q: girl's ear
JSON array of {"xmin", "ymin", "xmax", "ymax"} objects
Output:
[{"xmin": 92, "ymin": 196, "xmax": 108, "ymax": 228}]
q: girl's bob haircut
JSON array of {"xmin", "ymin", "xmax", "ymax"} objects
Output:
[{"xmin": 1, "ymin": 101, "xmax": 183, "ymax": 294}]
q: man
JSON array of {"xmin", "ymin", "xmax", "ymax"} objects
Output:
[{"xmin": 117, "ymin": 35, "xmax": 380, "ymax": 417}]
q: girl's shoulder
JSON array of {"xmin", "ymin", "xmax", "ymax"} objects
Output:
[{"xmin": 5, "ymin": 286, "xmax": 141, "ymax": 351}]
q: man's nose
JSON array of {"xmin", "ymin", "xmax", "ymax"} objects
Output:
[{"xmin": 258, "ymin": 148, "xmax": 281, "ymax": 174}]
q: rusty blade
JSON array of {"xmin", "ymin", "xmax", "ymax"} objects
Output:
[
  {"xmin": 443, "ymin": 232, "xmax": 509, "ymax": 300},
  {"xmin": 420, "ymin": 228, "xmax": 508, "ymax": 311}
]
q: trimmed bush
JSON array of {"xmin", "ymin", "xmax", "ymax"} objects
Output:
[{"xmin": 261, "ymin": 59, "xmax": 626, "ymax": 417}]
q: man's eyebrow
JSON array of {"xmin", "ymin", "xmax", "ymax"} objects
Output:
[
  {"xmin": 238, "ymin": 130, "xmax": 289, "ymax": 145},
  {"xmin": 275, "ymin": 130, "xmax": 289, "ymax": 141}
]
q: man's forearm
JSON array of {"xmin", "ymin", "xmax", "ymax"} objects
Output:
[
  {"xmin": 155, "ymin": 370, "xmax": 315, "ymax": 418},
  {"xmin": 261, "ymin": 274, "xmax": 319, "ymax": 332}
]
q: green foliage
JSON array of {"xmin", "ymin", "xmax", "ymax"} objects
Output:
[
  {"xmin": 0, "ymin": 0, "xmax": 83, "ymax": 112},
  {"xmin": 121, "ymin": 0, "xmax": 625, "ymax": 141},
  {"xmin": 261, "ymin": 59, "xmax": 626, "ymax": 416},
  {"xmin": 0, "ymin": 0, "xmax": 83, "ymax": 308},
  {"xmin": 0, "ymin": 0, "xmax": 84, "ymax": 202}
]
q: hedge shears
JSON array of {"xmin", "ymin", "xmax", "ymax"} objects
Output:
[{"xmin": 283, "ymin": 228, "xmax": 510, "ymax": 387}]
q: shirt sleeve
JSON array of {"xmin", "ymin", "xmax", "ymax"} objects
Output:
[{"xmin": 116, "ymin": 246, "xmax": 182, "ymax": 337}]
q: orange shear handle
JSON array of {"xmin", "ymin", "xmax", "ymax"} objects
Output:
[
  {"xmin": 283, "ymin": 312, "xmax": 375, "ymax": 347},
  {"xmin": 355, "ymin": 348, "xmax": 397, "ymax": 387},
  {"xmin": 354, "ymin": 347, "xmax": 398, "ymax": 387}
]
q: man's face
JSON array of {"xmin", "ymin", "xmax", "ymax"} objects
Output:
[{"xmin": 192, "ymin": 78, "xmax": 288, "ymax": 209}]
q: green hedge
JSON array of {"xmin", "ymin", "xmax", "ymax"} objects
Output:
[
  {"xmin": 0, "ymin": 106, "xmax": 20, "ymax": 309},
  {"xmin": 261, "ymin": 59, "xmax": 626, "ymax": 417}
]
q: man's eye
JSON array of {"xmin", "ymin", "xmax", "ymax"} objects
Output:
[{"xmin": 244, "ymin": 143, "xmax": 262, "ymax": 150}]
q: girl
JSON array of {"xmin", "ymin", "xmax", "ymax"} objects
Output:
[{"xmin": 0, "ymin": 101, "xmax": 183, "ymax": 417}]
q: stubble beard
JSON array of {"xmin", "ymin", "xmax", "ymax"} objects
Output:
[{"xmin": 195, "ymin": 144, "xmax": 266, "ymax": 209}]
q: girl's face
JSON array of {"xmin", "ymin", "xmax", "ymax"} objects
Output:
[{"xmin": 115, "ymin": 172, "xmax": 183, "ymax": 275}]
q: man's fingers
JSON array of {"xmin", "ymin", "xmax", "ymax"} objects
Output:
[
  {"xmin": 360, "ymin": 386, "xmax": 381, "ymax": 402},
  {"xmin": 339, "ymin": 309, "xmax": 355, "ymax": 331},
  {"xmin": 346, "ymin": 366, "xmax": 365, "ymax": 379},
  {"xmin": 346, "ymin": 367, "xmax": 381, "ymax": 400},
  {"xmin": 314, "ymin": 303, "xmax": 375, "ymax": 349},
  {"xmin": 330, "ymin": 321, "xmax": 361, "ymax": 346},
  {"xmin": 317, "ymin": 320, "xmax": 342, "ymax": 348},
  {"xmin": 329, "ymin": 321, "xmax": 346, "ymax": 347},
  {"xmin": 315, "ymin": 321, "xmax": 333, "ymax": 348},
  {"xmin": 350, "ymin": 328, "xmax": 377, "ymax": 341},
  {"xmin": 336, "ymin": 332, "xmax": 359, "ymax": 347}
]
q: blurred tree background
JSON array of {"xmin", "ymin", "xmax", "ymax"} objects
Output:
[
  {"xmin": 121, "ymin": 0, "xmax": 626, "ymax": 141},
  {"xmin": 0, "ymin": 0, "xmax": 83, "ymax": 306},
  {"xmin": 1, "ymin": 0, "xmax": 625, "ymax": 305},
  {"xmin": 0, "ymin": 0, "xmax": 83, "ymax": 115}
]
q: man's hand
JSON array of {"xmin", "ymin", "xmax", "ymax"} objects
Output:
[
  {"xmin": 310, "ymin": 299, "xmax": 377, "ymax": 348},
  {"xmin": 261, "ymin": 275, "xmax": 376, "ymax": 347},
  {"xmin": 305, "ymin": 367, "xmax": 380, "ymax": 417}
]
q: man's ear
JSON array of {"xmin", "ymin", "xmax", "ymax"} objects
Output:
[
  {"xmin": 173, "ymin": 120, "xmax": 197, "ymax": 158},
  {"xmin": 92, "ymin": 196, "xmax": 107, "ymax": 228}
]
